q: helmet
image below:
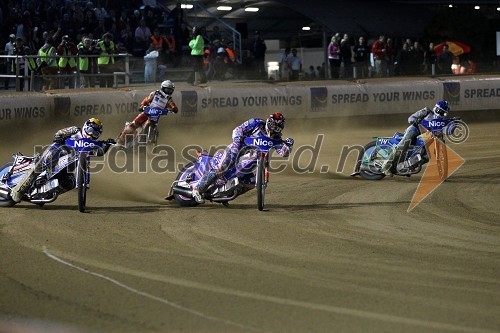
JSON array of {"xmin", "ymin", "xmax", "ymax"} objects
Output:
[
  {"xmin": 265, "ymin": 113, "xmax": 286, "ymax": 137},
  {"xmin": 161, "ymin": 80, "xmax": 175, "ymax": 95},
  {"xmin": 432, "ymin": 100, "xmax": 450, "ymax": 118},
  {"xmin": 82, "ymin": 118, "xmax": 103, "ymax": 140}
]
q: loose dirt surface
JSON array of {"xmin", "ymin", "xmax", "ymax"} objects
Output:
[{"xmin": 0, "ymin": 112, "xmax": 499, "ymax": 333}]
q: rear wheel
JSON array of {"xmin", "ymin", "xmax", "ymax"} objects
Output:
[
  {"xmin": 173, "ymin": 162, "xmax": 198, "ymax": 207},
  {"xmin": 358, "ymin": 141, "xmax": 386, "ymax": 180},
  {"xmin": 0, "ymin": 162, "xmax": 16, "ymax": 207},
  {"xmin": 77, "ymin": 153, "xmax": 88, "ymax": 212},
  {"xmin": 256, "ymin": 155, "xmax": 266, "ymax": 211}
]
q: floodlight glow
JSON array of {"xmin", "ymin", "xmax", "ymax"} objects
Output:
[
  {"xmin": 497, "ymin": 7, "xmax": 500, "ymax": 11},
  {"xmin": 181, "ymin": 4, "xmax": 193, "ymax": 9},
  {"xmin": 245, "ymin": 7, "xmax": 259, "ymax": 12},
  {"xmin": 448, "ymin": 4, "xmax": 453, "ymax": 8},
  {"xmin": 474, "ymin": 5, "xmax": 480, "ymax": 9},
  {"xmin": 217, "ymin": 6, "xmax": 232, "ymax": 11},
  {"xmin": 302, "ymin": 26, "xmax": 311, "ymax": 31}
]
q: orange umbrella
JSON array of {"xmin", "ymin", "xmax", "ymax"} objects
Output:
[{"xmin": 434, "ymin": 40, "xmax": 471, "ymax": 56}]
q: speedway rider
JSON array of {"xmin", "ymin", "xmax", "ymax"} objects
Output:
[
  {"xmin": 9, "ymin": 118, "xmax": 112, "ymax": 202},
  {"xmin": 191, "ymin": 112, "xmax": 294, "ymax": 204},
  {"xmin": 116, "ymin": 80, "xmax": 178, "ymax": 146},
  {"xmin": 382, "ymin": 100, "xmax": 451, "ymax": 174}
]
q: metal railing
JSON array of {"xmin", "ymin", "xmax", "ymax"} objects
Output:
[{"xmin": 0, "ymin": 54, "xmax": 134, "ymax": 91}]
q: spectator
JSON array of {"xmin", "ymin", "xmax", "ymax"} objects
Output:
[
  {"xmin": 57, "ymin": 35, "xmax": 78, "ymax": 89},
  {"xmin": 327, "ymin": 36, "xmax": 340, "ymax": 79},
  {"xmin": 37, "ymin": 37, "xmax": 58, "ymax": 90},
  {"xmin": 12, "ymin": 37, "xmax": 36, "ymax": 91},
  {"xmin": 353, "ymin": 36, "xmax": 369, "ymax": 78},
  {"xmin": 437, "ymin": 44, "xmax": 453, "ymax": 75},
  {"xmin": 187, "ymin": 26, "xmax": 207, "ymax": 85},
  {"xmin": 3, "ymin": 33, "xmax": 16, "ymax": 89},
  {"xmin": 306, "ymin": 65, "xmax": 317, "ymax": 80},
  {"xmin": 134, "ymin": 19, "xmax": 151, "ymax": 55},
  {"xmin": 168, "ymin": 2, "xmax": 185, "ymax": 31},
  {"xmin": 77, "ymin": 36, "xmax": 99, "ymax": 88},
  {"xmin": 144, "ymin": 43, "xmax": 160, "ymax": 83},
  {"xmin": 423, "ymin": 42, "xmax": 437, "ymax": 74},
  {"xmin": 385, "ymin": 37, "xmax": 396, "ymax": 77},
  {"xmin": 252, "ymin": 30, "xmax": 267, "ymax": 80},
  {"xmin": 317, "ymin": 63, "xmax": 326, "ymax": 80},
  {"xmin": 410, "ymin": 41, "xmax": 425, "ymax": 75},
  {"xmin": 163, "ymin": 28, "xmax": 176, "ymax": 66},
  {"xmin": 286, "ymin": 48, "xmax": 302, "ymax": 81},
  {"xmin": 208, "ymin": 25, "xmax": 222, "ymax": 43},
  {"xmin": 395, "ymin": 42, "xmax": 412, "ymax": 76},
  {"xmin": 278, "ymin": 47, "xmax": 290, "ymax": 80},
  {"xmin": 340, "ymin": 34, "xmax": 353, "ymax": 79},
  {"xmin": 372, "ymin": 35, "xmax": 387, "ymax": 77},
  {"xmin": 97, "ymin": 32, "xmax": 118, "ymax": 87}
]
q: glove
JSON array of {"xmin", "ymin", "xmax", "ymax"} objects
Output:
[
  {"xmin": 233, "ymin": 136, "xmax": 243, "ymax": 144},
  {"xmin": 53, "ymin": 135, "xmax": 64, "ymax": 144},
  {"xmin": 285, "ymin": 137, "xmax": 294, "ymax": 146},
  {"xmin": 105, "ymin": 138, "xmax": 116, "ymax": 145},
  {"xmin": 138, "ymin": 105, "xmax": 146, "ymax": 112}
]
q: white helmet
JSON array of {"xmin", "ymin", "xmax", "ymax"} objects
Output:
[{"xmin": 161, "ymin": 80, "xmax": 175, "ymax": 95}]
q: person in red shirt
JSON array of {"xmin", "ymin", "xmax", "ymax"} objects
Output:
[{"xmin": 371, "ymin": 35, "xmax": 387, "ymax": 77}]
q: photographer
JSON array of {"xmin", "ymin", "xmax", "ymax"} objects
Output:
[
  {"xmin": 12, "ymin": 37, "xmax": 36, "ymax": 91},
  {"xmin": 36, "ymin": 38, "xmax": 58, "ymax": 90},
  {"xmin": 77, "ymin": 36, "xmax": 99, "ymax": 88},
  {"xmin": 96, "ymin": 32, "xmax": 118, "ymax": 88},
  {"xmin": 56, "ymin": 35, "xmax": 78, "ymax": 89}
]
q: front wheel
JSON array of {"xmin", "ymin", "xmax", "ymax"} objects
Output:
[
  {"xmin": 77, "ymin": 153, "xmax": 88, "ymax": 212},
  {"xmin": 173, "ymin": 162, "xmax": 198, "ymax": 207},
  {"xmin": 358, "ymin": 141, "xmax": 386, "ymax": 181},
  {"xmin": 0, "ymin": 162, "xmax": 16, "ymax": 207},
  {"xmin": 256, "ymin": 155, "xmax": 266, "ymax": 211}
]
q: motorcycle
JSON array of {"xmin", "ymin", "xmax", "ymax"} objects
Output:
[
  {"xmin": 118, "ymin": 106, "xmax": 171, "ymax": 150},
  {"xmin": 0, "ymin": 137, "xmax": 115, "ymax": 212},
  {"xmin": 166, "ymin": 136, "xmax": 286, "ymax": 211},
  {"xmin": 351, "ymin": 117, "xmax": 459, "ymax": 180}
]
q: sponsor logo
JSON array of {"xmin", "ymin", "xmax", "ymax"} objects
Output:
[
  {"xmin": 181, "ymin": 91, "xmax": 198, "ymax": 117},
  {"xmin": 74, "ymin": 140, "xmax": 97, "ymax": 148},
  {"xmin": 253, "ymin": 138, "xmax": 274, "ymax": 147},
  {"xmin": 310, "ymin": 87, "xmax": 328, "ymax": 112},
  {"xmin": 443, "ymin": 82, "xmax": 460, "ymax": 106}
]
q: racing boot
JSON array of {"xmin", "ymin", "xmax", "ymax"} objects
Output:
[
  {"xmin": 192, "ymin": 169, "xmax": 218, "ymax": 204},
  {"xmin": 116, "ymin": 122, "xmax": 138, "ymax": 147},
  {"xmin": 380, "ymin": 149, "xmax": 402, "ymax": 176},
  {"xmin": 10, "ymin": 167, "xmax": 38, "ymax": 203}
]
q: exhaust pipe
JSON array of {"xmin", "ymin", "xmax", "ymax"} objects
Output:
[
  {"xmin": 172, "ymin": 185, "xmax": 194, "ymax": 198},
  {"xmin": 0, "ymin": 187, "xmax": 11, "ymax": 200}
]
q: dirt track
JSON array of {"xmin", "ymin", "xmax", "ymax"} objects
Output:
[{"xmin": 0, "ymin": 112, "xmax": 499, "ymax": 333}]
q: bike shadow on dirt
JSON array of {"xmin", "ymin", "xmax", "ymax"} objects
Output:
[
  {"xmin": 192, "ymin": 201, "xmax": 410, "ymax": 212},
  {"xmin": 15, "ymin": 204, "xmax": 167, "ymax": 214}
]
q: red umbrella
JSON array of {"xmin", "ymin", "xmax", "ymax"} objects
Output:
[{"xmin": 434, "ymin": 40, "xmax": 471, "ymax": 56}]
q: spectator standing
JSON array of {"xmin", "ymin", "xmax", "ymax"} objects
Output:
[
  {"xmin": 372, "ymin": 35, "xmax": 387, "ymax": 77},
  {"xmin": 437, "ymin": 44, "xmax": 453, "ymax": 75},
  {"xmin": 424, "ymin": 42, "xmax": 437, "ymax": 74},
  {"xmin": 278, "ymin": 47, "xmax": 290, "ymax": 80},
  {"xmin": 340, "ymin": 34, "xmax": 353, "ymax": 79},
  {"xmin": 163, "ymin": 29, "xmax": 176, "ymax": 66},
  {"xmin": 385, "ymin": 37, "xmax": 396, "ymax": 77},
  {"xmin": 37, "ymin": 37, "xmax": 58, "ymax": 90},
  {"xmin": 4, "ymin": 33, "xmax": 16, "ymax": 89},
  {"xmin": 144, "ymin": 43, "xmax": 160, "ymax": 83},
  {"xmin": 77, "ymin": 36, "xmax": 99, "ymax": 88},
  {"xmin": 134, "ymin": 19, "xmax": 151, "ymax": 55},
  {"xmin": 410, "ymin": 41, "xmax": 425, "ymax": 75},
  {"xmin": 187, "ymin": 26, "xmax": 207, "ymax": 85},
  {"xmin": 352, "ymin": 36, "xmax": 369, "ymax": 78},
  {"xmin": 286, "ymin": 48, "xmax": 302, "ymax": 81},
  {"xmin": 12, "ymin": 37, "xmax": 36, "ymax": 91},
  {"xmin": 57, "ymin": 35, "xmax": 78, "ymax": 89},
  {"xmin": 252, "ymin": 30, "xmax": 267, "ymax": 80},
  {"xmin": 395, "ymin": 42, "xmax": 412, "ymax": 76},
  {"xmin": 327, "ymin": 36, "xmax": 340, "ymax": 79},
  {"xmin": 97, "ymin": 32, "xmax": 118, "ymax": 87}
]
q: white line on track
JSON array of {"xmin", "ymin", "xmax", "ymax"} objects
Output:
[
  {"xmin": 44, "ymin": 247, "xmax": 496, "ymax": 333},
  {"xmin": 43, "ymin": 247, "xmax": 262, "ymax": 332}
]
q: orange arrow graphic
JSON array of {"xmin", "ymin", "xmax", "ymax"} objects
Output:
[{"xmin": 408, "ymin": 126, "xmax": 465, "ymax": 212}]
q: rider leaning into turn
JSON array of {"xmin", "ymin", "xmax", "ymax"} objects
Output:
[
  {"xmin": 9, "ymin": 118, "xmax": 109, "ymax": 203},
  {"xmin": 191, "ymin": 112, "xmax": 295, "ymax": 204},
  {"xmin": 116, "ymin": 80, "xmax": 178, "ymax": 146},
  {"xmin": 383, "ymin": 100, "xmax": 451, "ymax": 174}
]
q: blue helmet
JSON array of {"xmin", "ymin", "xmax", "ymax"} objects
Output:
[{"xmin": 433, "ymin": 100, "xmax": 449, "ymax": 118}]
